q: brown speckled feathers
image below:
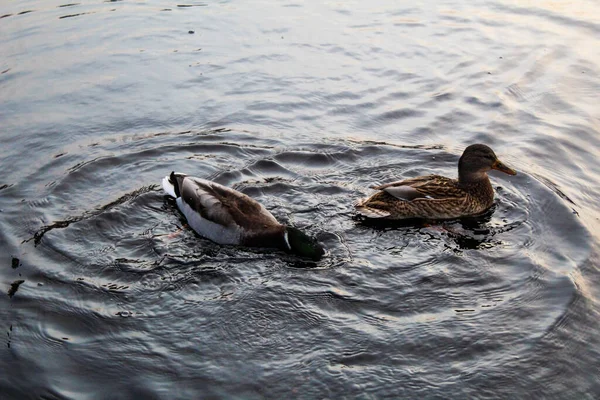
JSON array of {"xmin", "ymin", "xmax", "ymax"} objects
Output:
[
  {"xmin": 179, "ymin": 178, "xmax": 279, "ymax": 230},
  {"xmin": 355, "ymin": 144, "xmax": 516, "ymax": 220}
]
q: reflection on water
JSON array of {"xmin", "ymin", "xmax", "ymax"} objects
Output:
[
  {"xmin": 354, "ymin": 205, "xmax": 523, "ymax": 251},
  {"xmin": 1, "ymin": 0, "xmax": 600, "ymax": 398},
  {"xmin": 1, "ymin": 129, "xmax": 593, "ymax": 397}
]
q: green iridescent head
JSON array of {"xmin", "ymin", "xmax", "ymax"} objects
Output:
[{"xmin": 285, "ymin": 227, "xmax": 325, "ymax": 261}]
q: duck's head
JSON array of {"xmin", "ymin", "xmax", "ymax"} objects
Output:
[
  {"xmin": 284, "ymin": 227, "xmax": 325, "ymax": 261},
  {"xmin": 458, "ymin": 144, "xmax": 516, "ymax": 183}
]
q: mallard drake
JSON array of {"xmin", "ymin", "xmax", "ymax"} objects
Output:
[
  {"xmin": 162, "ymin": 172, "xmax": 325, "ymax": 260},
  {"xmin": 354, "ymin": 144, "xmax": 516, "ymax": 220}
]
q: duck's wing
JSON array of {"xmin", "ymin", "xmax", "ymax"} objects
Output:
[
  {"xmin": 372, "ymin": 175, "xmax": 464, "ymax": 201},
  {"xmin": 180, "ymin": 177, "xmax": 280, "ymax": 229}
]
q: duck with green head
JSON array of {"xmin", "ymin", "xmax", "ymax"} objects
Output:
[
  {"xmin": 354, "ymin": 144, "xmax": 517, "ymax": 220},
  {"xmin": 162, "ymin": 172, "xmax": 325, "ymax": 260}
]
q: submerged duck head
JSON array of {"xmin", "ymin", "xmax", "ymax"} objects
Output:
[
  {"xmin": 285, "ymin": 227, "xmax": 325, "ymax": 261},
  {"xmin": 458, "ymin": 144, "xmax": 516, "ymax": 183}
]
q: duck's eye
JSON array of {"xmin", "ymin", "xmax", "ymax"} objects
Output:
[{"xmin": 482, "ymin": 152, "xmax": 495, "ymax": 161}]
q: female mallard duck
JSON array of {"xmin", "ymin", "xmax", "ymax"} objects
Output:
[
  {"xmin": 354, "ymin": 144, "xmax": 517, "ymax": 220},
  {"xmin": 162, "ymin": 172, "xmax": 325, "ymax": 260}
]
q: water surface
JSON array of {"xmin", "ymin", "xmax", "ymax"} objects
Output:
[{"xmin": 2, "ymin": 0, "xmax": 600, "ymax": 398}]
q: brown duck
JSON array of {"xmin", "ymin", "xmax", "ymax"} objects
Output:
[{"xmin": 354, "ymin": 144, "xmax": 517, "ymax": 220}]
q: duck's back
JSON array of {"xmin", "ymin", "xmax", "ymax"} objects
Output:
[
  {"xmin": 373, "ymin": 175, "xmax": 462, "ymax": 200},
  {"xmin": 356, "ymin": 173, "xmax": 496, "ymax": 219},
  {"xmin": 164, "ymin": 174, "xmax": 281, "ymax": 245}
]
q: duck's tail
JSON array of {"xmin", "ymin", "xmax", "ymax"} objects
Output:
[
  {"xmin": 353, "ymin": 198, "xmax": 391, "ymax": 218},
  {"xmin": 162, "ymin": 171, "xmax": 186, "ymax": 198}
]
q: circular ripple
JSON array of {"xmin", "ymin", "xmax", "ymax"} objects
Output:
[{"xmin": 2, "ymin": 129, "xmax": 592, "ymax": 398}]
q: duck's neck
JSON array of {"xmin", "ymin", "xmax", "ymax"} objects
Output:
[
  {"xmin": 458, "ymin": 173, "xmax": 494, "ymax": 201},
  {"xmin": 243, "ymin": 225, "xmax": 289, "ymax": 251}
]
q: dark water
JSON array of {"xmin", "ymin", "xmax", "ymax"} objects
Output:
[{"xmin": 2, "ymin": 0, "xmax": 600, "ymax": 398}]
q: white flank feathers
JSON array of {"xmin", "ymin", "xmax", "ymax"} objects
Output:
[
  {"xmin": 176, "ymin": 197, "xmax": 242, "ymax": 245},
  {"xmin": 162, "ymin": 175, "xmax": 177, "ymax": 198}
]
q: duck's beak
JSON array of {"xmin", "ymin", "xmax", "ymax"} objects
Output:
[{"xmin": 492, "ymin": 159, "xmax": 517, "ymax": 175}]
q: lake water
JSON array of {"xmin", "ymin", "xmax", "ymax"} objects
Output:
[{"xmin": 2, "ymin": 0, "xmax": 600, "ymax": 398}]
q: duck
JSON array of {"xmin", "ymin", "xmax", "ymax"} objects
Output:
[
  {"xmin": 354, "ymin": 144, "xmax": 517, "ymax": 220},
  {"xmin": 162, "ymin": 172, "xmax": 325, "ymax": 260}
]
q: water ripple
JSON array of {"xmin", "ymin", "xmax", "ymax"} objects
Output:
[{"xmin": 2, "ymin": 0, "xmax": 600, "ymax": 396}]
